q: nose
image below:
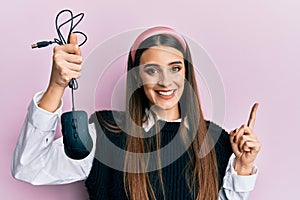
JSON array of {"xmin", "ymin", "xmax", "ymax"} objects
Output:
[{"xmin": 158, "ymin": 70, "xmax": 172, "ymax": 87}]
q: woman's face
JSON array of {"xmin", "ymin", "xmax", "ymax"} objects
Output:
[{"xmin": 139, "ymin": 45, "xmax": 185, "ymax": 119}]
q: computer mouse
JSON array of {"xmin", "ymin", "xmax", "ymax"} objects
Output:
[{"xmin": 61, "ymin": 110, "xmax": 93, "ymax": 160}]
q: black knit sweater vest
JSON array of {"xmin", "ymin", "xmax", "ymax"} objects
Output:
[{"xmin": 85, "ymin": 111, "xmax": 233, "ymax": 200}]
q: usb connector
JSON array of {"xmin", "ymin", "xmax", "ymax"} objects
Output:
[{"xmin": 31, "ymin": 41, "xmax": 53, "ymax": 49}]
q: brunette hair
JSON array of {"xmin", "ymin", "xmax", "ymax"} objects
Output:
[{"xmin": 99, "ymin": 27, "xmax": 218, "ymax": 200}]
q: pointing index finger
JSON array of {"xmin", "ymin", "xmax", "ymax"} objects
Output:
[{"xmin": 247, "ymin": 103, "xmax": 259, "ymax": 130}]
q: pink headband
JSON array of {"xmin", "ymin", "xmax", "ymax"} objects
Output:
[{"xmin": 130, "ymin": 26, "xmax": 187, "ymax": 64}]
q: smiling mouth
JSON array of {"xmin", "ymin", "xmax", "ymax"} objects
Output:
[{"xmin": 155, "ymin": 90, "xmax": 176, "ymax": 96}]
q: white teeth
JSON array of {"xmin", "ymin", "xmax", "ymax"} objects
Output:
[{"xmin": 158, "ymin": 90, "xmax": 174, "ymax": 96}]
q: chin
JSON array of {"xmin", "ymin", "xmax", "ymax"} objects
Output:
[{"xmin": 151, "ymin": 102, "xmax": 178, "ymax": 112}]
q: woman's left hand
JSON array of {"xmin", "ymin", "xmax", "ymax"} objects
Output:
[{"xmin": 229, "ymin": 103, "xmax": 261, "ymax": 175}]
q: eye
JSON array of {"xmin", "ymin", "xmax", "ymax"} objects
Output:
[
  {"xmin": 171, "ymin": 66, "xmax": 182, "ymax": 72},
  {"xmin": 145, "ymin": 68, "xmax": 159, "ymax": 75}
]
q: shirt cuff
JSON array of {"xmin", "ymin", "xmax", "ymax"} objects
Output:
[
  {"xmin": 27, "ymin": 91, "xmax": 63, "ymax": 131},
  {"xmin": 223, "ymin": 154, "xmax": 258, "ymax": 192}
]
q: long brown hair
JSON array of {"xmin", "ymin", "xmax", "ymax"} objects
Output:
[{"xmin": 100, "ymin": 32, "xmax": 218, "ymax": 200}]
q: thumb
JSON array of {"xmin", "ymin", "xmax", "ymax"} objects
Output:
[
  {"xmin": 69, "ymin": 33, "xmax": 78, "ymax": 45},
  {"xmin": 68, "ymin": 33, "xmax": 81, "ymax": 55}
]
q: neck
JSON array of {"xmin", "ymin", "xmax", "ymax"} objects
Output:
[{"xmin": 149, "ymin": 105, "xmax": 180, "ymax": 122}]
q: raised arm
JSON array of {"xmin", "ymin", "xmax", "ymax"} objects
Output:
[
  {"xmin": 39, "ymin": 34, "xmax": 82, "ymax": 112},
  {"xmin": 218, "ymin": 103, "xmax": 261, "ymax": 199},
  {"xmin": 11, "ymin": 34, "xmax": 94, "ymax": 185},
  {"xmin": 230, "ymin": 103, "xmax": 261, "ymax": 175}
]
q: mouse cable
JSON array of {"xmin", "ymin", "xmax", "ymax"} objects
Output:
[{"xmin": 31, "ymin": 9, "xmax": 87, "ymax": 111}]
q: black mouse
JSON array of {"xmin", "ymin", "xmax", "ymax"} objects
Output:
[{"xmin": 61, "ymin": 110, "xmax": 93, "ymax": 160}]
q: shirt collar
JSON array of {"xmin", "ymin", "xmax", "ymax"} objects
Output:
[{"xmin": 142, "ymin": 109, "xmax": 189, "ymax": 132}]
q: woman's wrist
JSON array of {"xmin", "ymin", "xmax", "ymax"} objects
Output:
[
  {"xmin": 234, "ymin": 159, "xmax": 254, "ymax": 176},
  {"xmin": 38, "ymin": 84, "xmax": 65, "ymax": 112}
]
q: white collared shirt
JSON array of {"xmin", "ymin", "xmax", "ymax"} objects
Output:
[
  {"xmin": 142, "ymin": 108, "xmax": 188, "ymax": 132},
  {"xmin": 11, "ymin": 91, "xmax": 258, "ymax": 199}
]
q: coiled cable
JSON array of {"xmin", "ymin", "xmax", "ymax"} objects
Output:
[{"xmin": 31, "ymin": 9, "xmax": 87, "ymax": 111}]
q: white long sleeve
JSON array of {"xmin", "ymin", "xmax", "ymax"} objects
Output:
[
  {"xmin": 11, "ymin": 91, "xmax": 96, "ymax": 185},
  {"xmin": 12, "ymin": 91, "xmax": 257, "ymax": 199},
  {"xmin": 218, "ymin": 154, "xmax": 258, "ymax": 199}
]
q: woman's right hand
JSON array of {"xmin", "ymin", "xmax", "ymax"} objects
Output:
[
  {"xmin": 38, "ymin": 34, "xmax": 82, "ymax": 112},
  {"xmin": 49, "ymin": 33, "xmax": 82, "ymax": 89}
]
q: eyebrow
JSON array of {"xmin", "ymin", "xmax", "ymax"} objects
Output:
[
  {"xmin": 143, "ymin": 61, "xmax": 183, "ymax": 68},
  {"xmin": 169, "ymin": 61, "xmax": 183, "ymax": 66}
]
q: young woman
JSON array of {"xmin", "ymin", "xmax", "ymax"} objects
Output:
[{"xmin": 12, "ymin": 27, "xmax": 261, "ymax": 200}]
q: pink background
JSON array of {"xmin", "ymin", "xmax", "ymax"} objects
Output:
[{"xmin": 1, "ymin": 0, "xmax": 299, "ymax": 199}]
